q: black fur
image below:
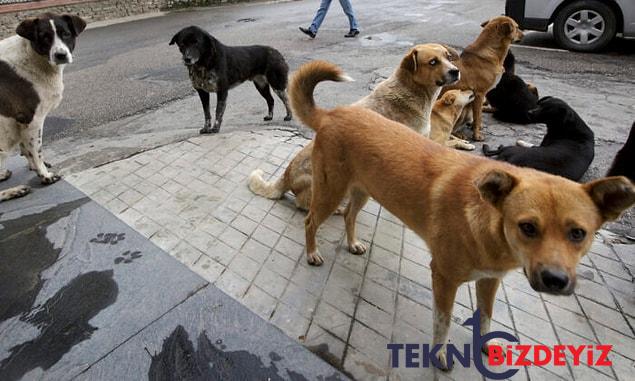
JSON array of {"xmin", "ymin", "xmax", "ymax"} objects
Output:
[
  {"xmin": 482, "ymin": 97, "xmax": 595, "ymax": 181},
  {"xmin": 485, "ymin": 51, "xmax": 538, "ymax": 124},
  {"xmin": 0, "ymin": 61, "xmax": 39, "ymax": 124},
  {"xmin": 169, "ymin": 26, "xmax": 292, "ymax": 134},
  {"xmin": 607, "ymin": 122, "xmax": 635, "ymax": 182},
  {"xmin": 16, "ymin": 13, "xmax": 85, "ymax": 60}
]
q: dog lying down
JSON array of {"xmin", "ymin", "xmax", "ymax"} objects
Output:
[
  {"xmin": 482, "ymin": 97, "xmax": 594, "ymax": 181},
  {"xmin": 484, "ymin": 50, "xmax": 539, "ymax": 124},
  {"xmin": 430, "ymin": 90, "xmax": 476, "ymax": 151},
  {"xmin": 290, "ymin": 60, "xmax": 635, "ymax": 371}
]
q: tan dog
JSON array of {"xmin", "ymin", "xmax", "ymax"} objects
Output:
[
  {"xmin": 249, "ymin": 44, "xmax": 459, "ymax": 210},
  {"xmin": 290, "ymin": 60, "xmax": 635, "ymax": 370},
  {"xmin": 442, "ymin": 16, "xmax": 524, "ymax": 141},
  {"xmin": 430, "ymin": 90, "xmax": 476, "ymax": 150}
]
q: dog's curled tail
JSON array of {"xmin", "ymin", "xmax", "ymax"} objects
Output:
[
  {"xmin": 289, "ymin": 60, "xmax": 353, "ymax": 131},
  {"xmin": 248, "ymin": 169, "xmax": 287, "ymax": 200}
]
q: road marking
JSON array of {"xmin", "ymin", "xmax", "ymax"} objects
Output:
[{"xmin": 512, "ymin": 44, "xmax": 569, "ymax": 53}]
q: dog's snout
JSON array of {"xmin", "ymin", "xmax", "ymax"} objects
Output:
[
  {"xmin": 54, "ymin": 52, "xmax": 69, "ymax": 63},
  {"xmin": 449, "ymin": 68, "xmax": 459, "ymax": 79},
  {"xmin": 540, "ymin": 268, "xmax": 570, "ymax": 292},
  {"xmin": 183, "ymin": 57, "xmax": 192, "ymax": 64}
]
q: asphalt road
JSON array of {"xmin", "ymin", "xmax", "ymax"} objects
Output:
[{"xmin": 48, "ymin": 0, "xmax": 634, "ymax": 142}]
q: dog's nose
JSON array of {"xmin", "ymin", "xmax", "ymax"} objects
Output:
[
  {"xmin": 54, "ymin": 52, "xmax": 68, "ymax": 62},
  {"xmin": 183, "ymin": 57, "xmax": 192, "ymax": 64},
  {"xmin": 540, "ymin": 268, "xmax": 569, "ymax": 292},
  {"xmin": 449, "ymin": 69, "xmax": 459, "ymax": 79}
]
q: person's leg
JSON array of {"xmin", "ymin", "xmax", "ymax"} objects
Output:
[
  {"xmin": 309, "ymin": 0, "xmax": 333, "ymax": 33},
  {"xmin": 338, "ymin": 0, "xmax": 359, "ymax": 31}
]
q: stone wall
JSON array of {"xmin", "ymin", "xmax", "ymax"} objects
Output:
[{"xmin": 0, "ymin": 0, "xmax": 252, "ymax": 38}]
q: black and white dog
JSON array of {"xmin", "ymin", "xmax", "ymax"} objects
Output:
[
  {"xmin": 170, "ymin": 26, "xmax": 293, "ymax": 134},
  {"xmin": 0, "ymin": 13, "xmax": 86, "ymax": 202},
  {"xmin": 482, "ymin": 97, "xmax": 595, "ymax": 181}
]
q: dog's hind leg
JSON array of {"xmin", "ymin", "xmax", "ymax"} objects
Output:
[
  {"xmin": 344, "ymin": 187, "xmax": 369, "ymax": 255},
  {"xmin": 431, "ymin": 268, "xmax": 460, "ymax": 371},
  {"xmin": 196, "ymin": 89, "xmax": 212, "ymax": 133},
  {"xmin": 273, "ymin": 89, "xmax": 293, "ymax": 121},
  {"xmin": 20, "ymin": 123, "xmax": 59, "ymax": 185},
  {"xmin": 253, "ymin": 78, "xmax": 275, "ymax": 121},
  {"xmin": 305, "ymin": 158, "xmax": 349, "ymax": 266},
  {"xmin": 476, "ymin": 278, "xmax": 502, "ymax": 355}
]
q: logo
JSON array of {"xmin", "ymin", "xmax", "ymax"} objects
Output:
[{"xmin": 387, "ymin": 309, "xmax": 612, "ymax": 379}]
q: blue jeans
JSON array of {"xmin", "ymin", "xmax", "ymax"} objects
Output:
[{"xmin": 309, "ymin": 0, "xmax": 359, "ymax": 33}]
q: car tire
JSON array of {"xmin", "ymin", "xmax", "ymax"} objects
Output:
[{"xmin": 553, "ymin": 0, "xmax": 617, "ymax": 52}]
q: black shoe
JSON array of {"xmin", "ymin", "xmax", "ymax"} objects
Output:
[
  {"xmin": 345, "ymin": 29, "xmax": 360, "ymax": 38},
  {"xmin": 299, "ymin": 27, "xmax": 316, "ymax": 39}
]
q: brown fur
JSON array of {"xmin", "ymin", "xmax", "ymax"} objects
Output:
[
  {"xmin": 430, "ymin": 90, "xmax": 476, "ymax": 150},
  {"xmin": 442, "ymin": 16, "xmax": 524, "ymax": 141},
  {"xmin": 291, "ymin": 60, "xmax": 635, "ymax": 370},
  {"xmin": 249, "ymin": 45, "xmax": 459, "ymax": 210}
]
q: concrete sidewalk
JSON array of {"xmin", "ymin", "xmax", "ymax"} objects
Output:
[
  {"xmin": 0, "ymin": 158, "xmax": 347, "ymax": 380},
  {"xmin": 64, "ymin": 128, "xmax": 635, "ymax": 381}
]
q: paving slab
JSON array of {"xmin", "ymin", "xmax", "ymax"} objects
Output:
[
  {"xmin": 0, "ymin": 159, "xmax": 346, "ymax": 381},
  {"xmin": 63, "ymin": 128, "xmax": 635, "ymax": 380}
]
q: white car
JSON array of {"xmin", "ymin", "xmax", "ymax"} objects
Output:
[{"xmin": 505, "ymin": 0, "xmax": 635, "ymax": 52}]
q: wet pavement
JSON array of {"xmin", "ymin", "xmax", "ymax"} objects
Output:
[{"xmin": 0, "ymin": 160, "xmax": 346, "ymax": 381}]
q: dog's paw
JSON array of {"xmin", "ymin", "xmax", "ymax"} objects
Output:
[
  {"xmin": 463, "ymin": 143, "xmax": 476, "ymax": 151},
  {"xmin": 2, "ymin": 185, "xmax": 31, "ymax": 201},
  {"xmin": 334, "ymin": 206, "xmax": 346, "ymax": 215},
  {"xmin": 40, "ymin": 173, "xmax": 61, "ymax": 185},
  {"xmin": 481, "ymin": 339, "xmax": 504, "ymax": 356},
  {"xmin": 0, "ymin": 170, "xmax": 11, "ymax": 182},
  {"xmin": 435, "ymin": 349, "xmax": 453, "ymax": 371},
  {"xmin": 264, "ymin": 114, "xmax": 273, "ymax": 121},
  {"xmin": 473, "ymin": 133, "xmax": 485, "ymax": 142},
  {"xmin": 200, "ymin": 128, "xmax": 213, "ymax": 134},
  {"xmin": 349, "ymin": 241, "xmax": 367, "ymax": 255},
  {"xmin": 284, "ymin": 115, "xmax": 292, "ymax": 121},
  {"xmin": 307, "ymin": 251, "xmax": 324, "ymax": 266}
]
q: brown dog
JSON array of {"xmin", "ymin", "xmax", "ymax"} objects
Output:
[
  {"xmin": 290, "ymin": 60, "xmax": 635, "ymax": 370},
  {"xmin": 430, "ymin": 90, "xmax": 476, "ymax": 150},
  {"xmin": 249, "ymin": 44, "xmax": 459, "ymax": 210},
  {"xmin": 442, "ymin": 16, "xmax": 523, "ymax": 141}
]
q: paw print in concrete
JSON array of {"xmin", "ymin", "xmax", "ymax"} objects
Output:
[
  {"xmin": 114, "ymin": 250, "xmax": 142, "ymax": 264},
  {"xmin": 90, "ymin": 233, "xmax": 126, "ymax": 245}
]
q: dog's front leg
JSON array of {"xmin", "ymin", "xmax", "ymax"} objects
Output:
[
  {"xmin": 210, "ymin": 89, "xmax": 228, "ymax": 134},
  {"xmin": 21, "ymin": 124, "xmax": 59, "ymax": 184},
  {"xmin": 431, "ymin": 269, "xmax": 460, "ymax": 371},
  {"xmin": 476, "ymin": 278, "xmax": 502, "ymax": 355},
  {"xmin": 196, "ymin": 89, "xmax": 212, "ymax": 134},
  {"xmin": 472, "ymin": 93, "xmax": 485, "ymax": 141}
]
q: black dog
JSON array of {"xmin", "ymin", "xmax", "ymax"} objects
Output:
[
  {"xmin": 607, "ymin": 122, "xmax": 635, "ymax": 182},
  {"xmin": 170, "ymin": 26, "xmax": 292, "ymax": 134},
  {"xmin": 484, "ymin": 50, "xmax": 538, "ymax": 124},
  {"xmin": 483, "ymin": 97, "xmax": 594, "ymax": 181}
]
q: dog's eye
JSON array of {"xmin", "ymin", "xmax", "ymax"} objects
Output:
[
  {"xmin": 429, "ymin": 59, "xmax": 437, "ymax": 66},
  {"xmin": 568, "ymin": 228, "xmax": 586, "ymax": 243},
  {"xmin": 519, "ymin": 222, "xmax": 538, "ymax": 238}
]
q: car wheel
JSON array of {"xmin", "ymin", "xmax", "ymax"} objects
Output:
[{"xmin": 553, "ymin": 0, "xmax": 617, "ymax": 52}]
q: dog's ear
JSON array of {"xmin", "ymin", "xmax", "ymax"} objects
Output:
[
  {"xmin": 169, "ymin": 31, "xmax": 180, "ymax": 46},
  {"xmin": 584, "ymin": 177, "xmax": 635, "ymax": 222},
  {"xmin": 16, "ymin": 18, "xmax": 38, "ymax": 41},
  {"xmin": 443, "ymin": 93, "xmax": 456, "ymax": 105},
  {"xmin": 476, "ymin": 169, "xmax": 519, "ymax": 209},
  {"xmin": 401, "ymin": 48, "xmax": 418, "ymax": 73},
  {"xmin": 498, "ymin": 20, "xmax": 514, "ymax": 36},
  {"xmin": 480, "ymin": 19, "xmax": 490, "ymax": 28},
  {"xmin": 441, "ymin": 44, "xmax": 460, "ymax": 61},
  {"xmin": 62, "ymin": 14, "xmax": 86, "ymax": 36}
]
